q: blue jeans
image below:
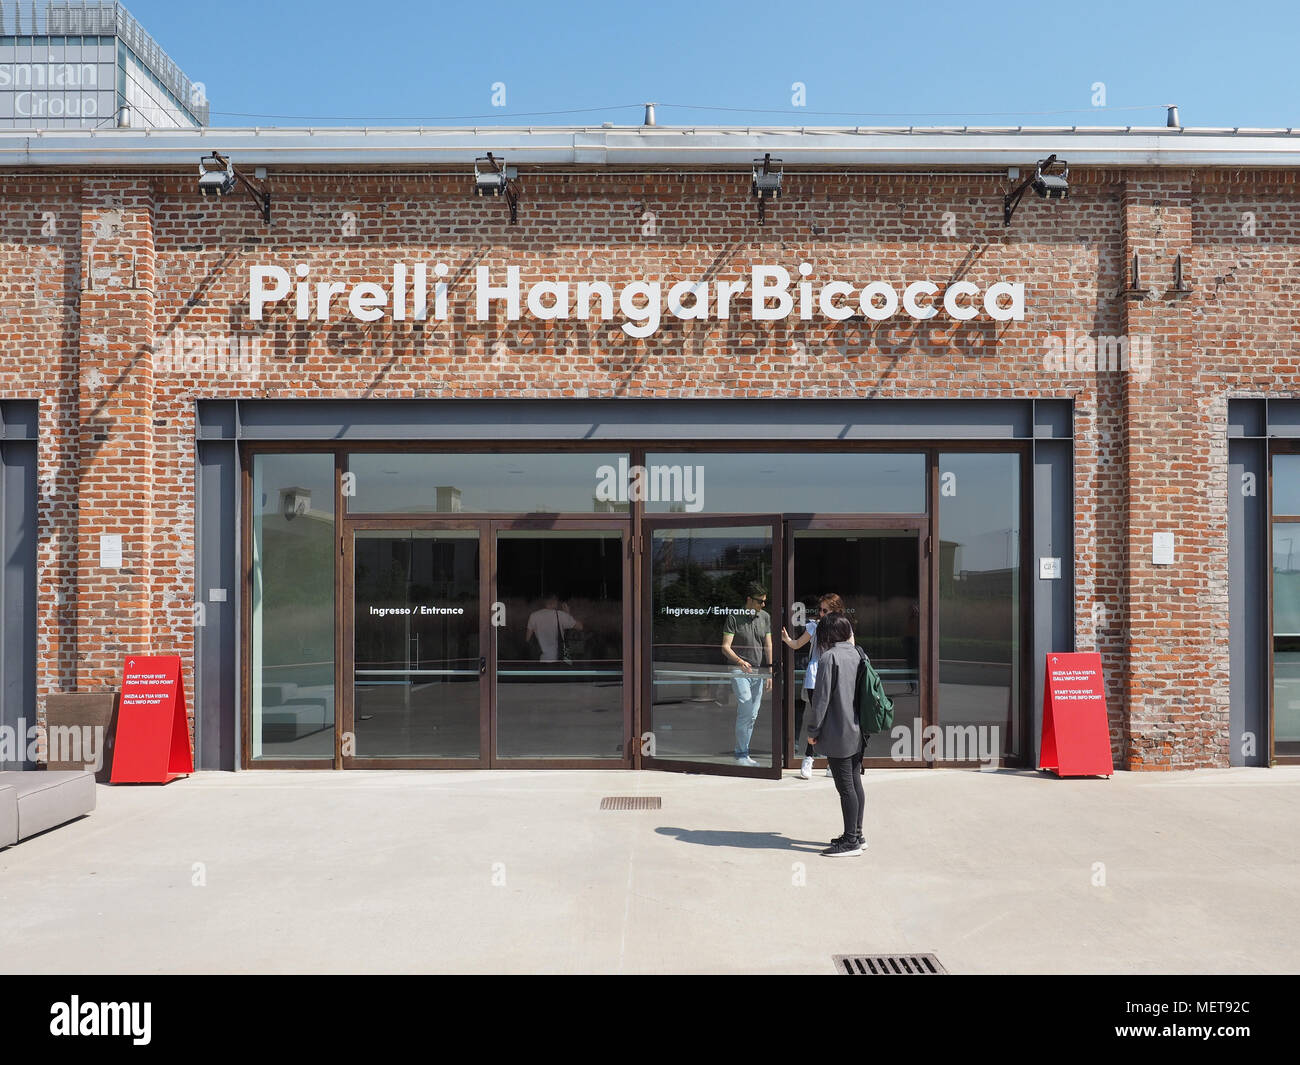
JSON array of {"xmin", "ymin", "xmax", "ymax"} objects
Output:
[{"xmin": 731, "ymin": 668, "xmax": 767, "ymax": 758}]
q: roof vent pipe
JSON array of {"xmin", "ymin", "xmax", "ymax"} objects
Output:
[
  {"xmin": 643, "ymin": 102, "xmax": 656, "ymax": 127},
  {"xmin": 1167, "ymin": 105, "xmax": 1180, "ymax": 129}
]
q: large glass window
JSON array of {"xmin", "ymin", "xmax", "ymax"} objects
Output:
[
  {"xmin": 347, "ymin": 453, "xmax": 630, "ymax": 514},
  {"xmin": 1273, "ymin": 519, "xmax": 1300, "ymax": 754},
  {"xmin": 644, "ymin": 452, "xmax": 926, "ymax": 514},
  {"xmin": 251, "ymin": 454, "xmax": 336, "ymax": 760},
  {"xmin": 1274, "ymin": 456, "xmax": 1300, "ymax": 515},
  {"xmin": 1273, "ymin": 453, "xmax": 1300, "ymax": 756},
  {"xmin": 937, "ymin": 453, "xmax": 1021, "ymax": 761}
]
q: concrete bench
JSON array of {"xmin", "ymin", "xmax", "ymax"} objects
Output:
[{"xmin": 0, "ymin": 771, "xmax": 96, "ymax": 848}]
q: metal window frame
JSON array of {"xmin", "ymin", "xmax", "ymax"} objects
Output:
[
  {"xmin": 195, "ymin": 397, "xmax": 1073, "ymax": 772},
  {"xmin": 0, "ymin": 400, "xmax": 38, "ymax": 770}
]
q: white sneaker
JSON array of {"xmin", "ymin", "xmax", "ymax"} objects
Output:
[
  {"xmin": 824, "ymin": 767, "xmax": 834, "ymax": 777},
  {"xmin": 799, "ymin": 756, "xmax": 814, "ymax": 780},
  {"xmin": 735, "ymin": 755, "xmax": 759, "ymax": 767}
]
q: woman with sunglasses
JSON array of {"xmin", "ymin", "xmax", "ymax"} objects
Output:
[{"xmin": 781, "ymin": 593, "xmax": 846, "ymax": 779}]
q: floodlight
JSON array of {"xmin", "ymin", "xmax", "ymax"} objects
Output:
[
  {"xmin": 198, "ymin": 153, "xmax": 237, "ymax": 197},
  {"xmin": 473, "ymin": 153, "xmax": 520, "ymax": 225},
  {"xmin": 197, "ymin": 152, "xmax": 271, "ymax": 224},
  {"xmin": 1004, "ymin": 155, "xmax": 1069, "ymax": 225}
]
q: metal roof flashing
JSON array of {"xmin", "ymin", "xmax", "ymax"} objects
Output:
[{"xmin": 2, "ymin": 126, "xmax": 1300, "ymax": 168}]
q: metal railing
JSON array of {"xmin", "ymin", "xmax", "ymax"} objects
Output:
[{"xmin": 0, "ymin": 1, "xmax": 209, "ymax": 123}]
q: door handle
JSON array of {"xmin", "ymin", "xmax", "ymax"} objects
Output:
[{"xmin": 479, "ymin": 656, "xmax": 487, "ymax": 675}]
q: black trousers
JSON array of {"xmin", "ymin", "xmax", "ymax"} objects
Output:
[
  {"xmin": 827, "ymin": 743, "xmax": 866, "ymax": 839},
  {"xmin": 794, "ymin": 692, "xmax": 817, "ymax": 757}
]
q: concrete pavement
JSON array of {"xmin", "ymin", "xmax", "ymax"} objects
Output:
[{"xmin": 2, "ymin": 766, "xmax": 1297, "ymax": 974}]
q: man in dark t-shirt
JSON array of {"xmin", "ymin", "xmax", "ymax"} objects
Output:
[{"xmin": 721, "ymin": 581, "xmax": 773, "ymax": 766}]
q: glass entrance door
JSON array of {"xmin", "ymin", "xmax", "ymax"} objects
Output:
[
  {"xmin": 642, "ymin": 518, "xmax": 783, "ymax": 778},
  {"xmin": 787, "ymin": 522, "xmax": 926, "ymax": 767},
  {"xmin": 492, "ymin": 521, "xmax": 631, "ymax": 766},
  {"xmin": 344, "ymin": 522, "xmax": 487, "ymax": 767},
  {"xmin": 343, "ymin": 518, "xmax": 630, "ymax": 767},
  {"xmin": 340, "ymin": 516, "xmax": 924, "ymax": 772}
]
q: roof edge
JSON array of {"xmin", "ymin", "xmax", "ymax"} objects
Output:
[{"xmin": 4, "ymin": 126, "xmax": 1300, "ymax": 168}]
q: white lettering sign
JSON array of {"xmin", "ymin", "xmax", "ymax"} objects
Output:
[{"xmin": 247, "ymin": 263, "xmax": 1025, "ymax": 334}]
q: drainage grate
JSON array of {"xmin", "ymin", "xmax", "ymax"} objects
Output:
[
  {"xmin": 600, "ymin": 796, "xmax": 662, "ymax": 810},
  {"xmin": 834, "ymin": 954, "xmax": 947, "ymax": 975}
]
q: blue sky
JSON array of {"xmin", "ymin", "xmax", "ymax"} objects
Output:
[{"xmin": 125, "ymin": 0, "xmax": 1300, "ymax": 129}]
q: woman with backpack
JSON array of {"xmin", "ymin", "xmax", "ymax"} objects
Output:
[
  {"xmin": 781, "ymin": 592, "xmax": 846, "ymax": 779},
  {"xmin": 805, "ymin": 612, "xmax": 867, "ymax": 857}
]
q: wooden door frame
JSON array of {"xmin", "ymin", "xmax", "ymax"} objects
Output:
[{"xmin": 784, "ymin": 516, "xmax": 930, "ymax": 770}]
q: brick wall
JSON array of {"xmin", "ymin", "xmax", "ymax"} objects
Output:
[{"xmin": 3, "ymin": 165, "xmax": 1291, "ymax": 768}]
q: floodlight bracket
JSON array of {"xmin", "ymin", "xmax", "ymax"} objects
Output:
[{"xmin": 751, "ymin": 153, "xmax": 783, "ymax": 226}]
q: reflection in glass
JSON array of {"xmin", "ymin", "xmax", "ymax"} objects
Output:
[
  {"xmin": 791, "ymin": 531, "xmax": 921, "ymax": 760},
  {"xmin": 352, "ymin": 531, "xmax": 481, "ymax": 758},
  {"xmin": 937, "ymin": 453, "xmax": 1021, "ymax": 760},
  {"xmin": 644, "ymin": 453, "xmax": 926, "ymax": 514},
  {"xmin": 1274, "ymin": 456, "xmax": 1300, "ymax": 516},
  {"xmin": 347, "ymin": 453, "xmax": 630, "ymax": 514},
  {"xmin": 649, "ymin": 527, "xmax": 776, "ymax": 768},
  {"xmin": 496, "ymin": 531, "xmax": 624, "ymax": 759},
  {"xmin": 1272, "ymin": 523, "xmax": 1300, "ymax": 751},
  {"xmin": 251, "ymin": 454, "xmax": 335, "ymax": 760}
]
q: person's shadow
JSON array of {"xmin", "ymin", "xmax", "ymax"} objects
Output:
[{"xmin": 654, "ymin": 827, "xmax": 825, "ymax": 852}]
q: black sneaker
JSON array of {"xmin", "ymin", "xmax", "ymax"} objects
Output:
[{"xmin": 821, "ymin": 839, "xmax": 863, "ymax": 857}]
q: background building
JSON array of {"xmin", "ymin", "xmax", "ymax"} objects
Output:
[
  {"xmin": 0, "ymin": 124, "xmax": 1294, "ymax": 774},
  {"xmin": 0, "ymin": 0, "xmax": 207, "ymax": 129}
]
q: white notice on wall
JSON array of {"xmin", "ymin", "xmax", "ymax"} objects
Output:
[
  {"xmin": 1152, "ymin": 532, "xmax": 1175, "ymax": 566},
  {"xmin": 1039, "ymin": 557, "xmax": 1062, "ymax": 580},
  {"xmin": 100, "ymin": 534, "xmax": 123, "ymax": 569}
]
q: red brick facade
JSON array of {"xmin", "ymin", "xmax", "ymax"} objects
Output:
[{"xmin": 1, "ymin": 159, "xmax": 1288, "ymax": 770}]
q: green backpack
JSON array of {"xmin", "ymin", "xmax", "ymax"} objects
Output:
[{"xmin": 852, "ymin": 646, "xmax": 894, "ymax": 735}]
